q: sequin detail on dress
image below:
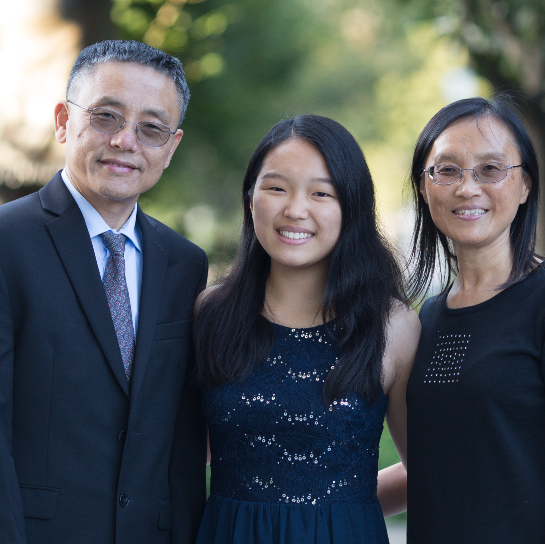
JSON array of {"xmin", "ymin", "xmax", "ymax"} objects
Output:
[{"xmin": 198, "ymin": 322, "xmax": 390, "ymax": 544}]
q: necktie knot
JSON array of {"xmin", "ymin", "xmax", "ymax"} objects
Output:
[{"xmin": 100, "ymin": 232, "xmax": 126, "ymax": 256}]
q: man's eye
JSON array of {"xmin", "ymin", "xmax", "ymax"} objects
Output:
[
  {"xmin": 140, "ymin": 123, "xmax": 165, "ymax": 134},
  {"xmin": 94, "ymin": 111, "xmax": 117, "ymax": 121}
]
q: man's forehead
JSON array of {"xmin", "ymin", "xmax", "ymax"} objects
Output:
[{"xmin": 73, "ymin": 61, "xmax": 181, "ymax": 123}]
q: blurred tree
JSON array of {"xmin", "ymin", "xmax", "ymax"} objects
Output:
[
  {"xmin": 0, "ymin": 0, "xmax": 113, "ymax": 204},
  {"xmin": 61, "ymin": 0, "xmax": 114, "ymax": 45},
  {"xmin": 392, "ymin": 0, "xmax": 545, "ymax": 246}
]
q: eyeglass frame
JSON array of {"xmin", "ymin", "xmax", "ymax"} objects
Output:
[
  {"xmin": 421, "ymin": 162, "xmax": 524, "ymax": 185},
  {"xmin": 66, "ymin": 100, "xmax": 177, "ymax": 147}
]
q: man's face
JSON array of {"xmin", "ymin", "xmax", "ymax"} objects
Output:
[{"xmin": 55, "ymin": 61, "xmax": 183, "ymax": 211}]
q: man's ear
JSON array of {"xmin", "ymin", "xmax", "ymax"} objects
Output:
[
  {"xmin": 163, "ymin": 129, "xmax": 183, "ymax": 169},
  {"xmin": 55, "ymin": 101, "xmax": 69, "ymax": 144}
]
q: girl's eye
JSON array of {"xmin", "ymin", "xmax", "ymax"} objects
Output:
[{"xmin": 313, "ymin": 192, "xmax": 330, "ymax": 197}]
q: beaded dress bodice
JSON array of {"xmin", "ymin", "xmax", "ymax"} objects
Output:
[{"xmin": 204, "ymin": 322, "xmax": 389, "ymax": 506}]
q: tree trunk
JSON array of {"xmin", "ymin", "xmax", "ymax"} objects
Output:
[{"xmin": 61, "ymin": 0, "xmax": 114, "ymax": 47}]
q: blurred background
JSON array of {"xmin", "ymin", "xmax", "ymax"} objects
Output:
[{"xmin": 3, "ymin": 0, "xmax": 545, "ymax": 537}]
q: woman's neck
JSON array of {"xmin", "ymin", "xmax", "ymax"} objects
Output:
[
  {"xmin": 448, "ymin": 236, "xmax": 513, "ymax": 308},
  {"xmin": 263, "ymin": 262, "xmax": 329, "ymax": 328}
]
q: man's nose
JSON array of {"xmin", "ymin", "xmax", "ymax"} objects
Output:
[{"xmin": 110, "ymin": 121, "xmax": 139, "ymax": 151}]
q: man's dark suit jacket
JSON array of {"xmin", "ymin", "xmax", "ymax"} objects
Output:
[{"xmin": 0, "ymin": 172, "xmax": 208, "ymax": 544}]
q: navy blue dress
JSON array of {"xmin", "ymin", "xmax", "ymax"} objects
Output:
[{"xmin": 197, "ymin": 322, "xmax": 390, "ymax": 544}]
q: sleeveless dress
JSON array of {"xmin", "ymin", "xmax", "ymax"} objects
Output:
[{"xmin": 196, "ymin": 322, "xmax": 390, "ymax": 544}]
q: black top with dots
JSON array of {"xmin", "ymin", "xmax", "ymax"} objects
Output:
[{"xmin": 407, "ymin": 267, "xmax": 545, "ymax": 544}]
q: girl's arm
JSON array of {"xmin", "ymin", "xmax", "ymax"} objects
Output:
[
  {"xmin": 377, "ymin": 462, "xmax": 406, "ymax": 517},
  {"xmin": 378, "ymin": 304, "xmax": 421, "ymax": 516}
]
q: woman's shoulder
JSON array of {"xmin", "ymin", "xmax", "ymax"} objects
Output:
[{"xmin": 522, "ymin": 264, "xmax": 545, "ymax": 289}]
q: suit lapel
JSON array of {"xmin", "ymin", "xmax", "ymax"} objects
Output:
[
  {"xmin": 129, "ymin": 207, "xmax": 168, "ymax": 403},
  {"xmin": 41, "ymin": 175, "xmax": 130, "ymax": 396}
]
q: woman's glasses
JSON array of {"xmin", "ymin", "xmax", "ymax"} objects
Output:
[{"xmin": 422, "ymin": 162, "xmax": 523, "ymax": 185}]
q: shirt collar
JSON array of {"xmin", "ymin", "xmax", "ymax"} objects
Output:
[{"xmin": 61, "ymin": 169, "xmax": 141, "ymax": 253}]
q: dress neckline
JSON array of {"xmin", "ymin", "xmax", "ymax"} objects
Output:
[{"xmin": 268, "ymin": 320, "xmax": 334, "ymax": 333}]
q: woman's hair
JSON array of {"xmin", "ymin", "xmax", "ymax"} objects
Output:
[
  {"xmin": 195, "ymin": 114, "xmax": 405, "ymax": 404},
  {"xmin": 407, "ymin": 95, "xmax": 540, "ymax": 303}
]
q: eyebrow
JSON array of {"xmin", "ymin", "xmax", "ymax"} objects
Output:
[
  {"xmin": 433, "ymin": 151, "xmax": 508, "ymax": 164},
  {"xmin": 93, "ymin": 96, "xmax": 173, "ymax": 126},
  {"xmin": 260, "ymin": 172, "xmax": 334, "ymax": 184}
]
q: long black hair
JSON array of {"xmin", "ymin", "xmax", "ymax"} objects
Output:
[
  {"xmin": 195, "ymin": 114, "xmax": 405, "ymax": 404},
  {"xmin": 407, "ymin": 96, "xmax": 540, "ymax": 303}
]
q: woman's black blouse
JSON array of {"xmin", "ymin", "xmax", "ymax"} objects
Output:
[{"xmin": 407, "ymin": 268, "xmax": 545, "ymax": 544}]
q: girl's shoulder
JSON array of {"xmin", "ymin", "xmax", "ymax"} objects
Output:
[
  {"xmin": 382, "ymin": 301, "xmax": 421, "ymax": 393},
  {"xmin": 388, "ymin": 300, "xmax": 421, "ymax": 335}
]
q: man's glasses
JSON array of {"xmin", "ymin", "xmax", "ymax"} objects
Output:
[
  {"xmin": 422, "ymin": 162, "xmax": 523, "ymax": 185},
  {"xmin": 67, "ymin": 101, "xmax": 176, "ymax": 148}
]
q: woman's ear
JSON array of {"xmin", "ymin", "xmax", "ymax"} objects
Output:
[
  {"xmin": 419, "ymin": 176, "xmax": 429, "ymax": 205},
  {"xmin": 519, "ymin": 173, "xmax": 531, "ymax": 205}
]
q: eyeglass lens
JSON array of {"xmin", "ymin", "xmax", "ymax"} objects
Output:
[
  {"xmin": 430, "ymin": 162, "xmax": 510, "ymax": 184},
  {"xmin": 90, "ymin": 108, "xmax": 171, "ymax": 147}
]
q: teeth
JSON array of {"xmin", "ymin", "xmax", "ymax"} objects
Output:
[
  {"xmin": 279, "ymin": 230, "xmax": 313, "ymax": 240},
  {"xmin": 454, "ymin": 209, "xmax": 486, "ymax": 216}
]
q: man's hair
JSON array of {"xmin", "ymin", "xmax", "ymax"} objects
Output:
[{"xmin": 66, "ymin": 40, "xmax": 190, "ymax": 125}]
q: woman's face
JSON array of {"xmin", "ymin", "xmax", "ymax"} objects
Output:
[
  {"xmin": 250, "ymin": 137, "xmax": 342, "ymax": 273},
  {"xmin": 420, "ymin": 116, "xmax": 531, "ymax": 255}
]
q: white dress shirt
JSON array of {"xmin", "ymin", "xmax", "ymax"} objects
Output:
[{"xmin": 61, "ymin": 169, "xmax": 143, "ymax": 336}]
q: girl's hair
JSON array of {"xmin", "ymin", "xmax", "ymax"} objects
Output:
[
  {"xmin": 407, "ymin": 95, "xmax": 540, "ymax": 303},
  {"xmin": 195, "ymin": 114, "xmax": 405, "ymax": 404}
]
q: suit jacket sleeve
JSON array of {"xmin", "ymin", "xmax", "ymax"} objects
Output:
[
  {"xmin": 169, "ymin": 252, "xmax": 209, "ymax": 544},
  {"xmin": 0, "ymin": 264, "xmax": 27, "ymax": 543}
]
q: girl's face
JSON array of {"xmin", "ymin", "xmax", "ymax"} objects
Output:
[
  {"xmin": 250, "ymin": 137, "xmax": 342, "ymax": 274},
  {"xmin": 420, "ymin": 116, "xmax": 531, "ymax": 255}
]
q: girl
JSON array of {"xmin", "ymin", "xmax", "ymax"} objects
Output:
[{"xmin": 195, "ymin": 115, "xmax": 419, "ymax": 544}]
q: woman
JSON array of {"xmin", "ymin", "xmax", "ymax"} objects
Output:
[
  {"xmin": 194, "ymin": 115, "xmax": 419, "ymax": 543},
  {"xmin": 406, "ymin": 96, "xmax": 545, "ymax": 543}
]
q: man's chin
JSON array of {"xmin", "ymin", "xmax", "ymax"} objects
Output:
[{"xmin": 99, "ymin": 190, "xmax": 140, "ymax": 204}]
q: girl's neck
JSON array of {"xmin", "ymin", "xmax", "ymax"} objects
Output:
[{"xmin": 263, "ymin": 261, "xmax": 329, "ymax": 328}]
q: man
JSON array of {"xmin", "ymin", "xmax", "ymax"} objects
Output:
[{"xmin": 0, "ymin": 41, "xmax": 208, "ymax": 544}]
